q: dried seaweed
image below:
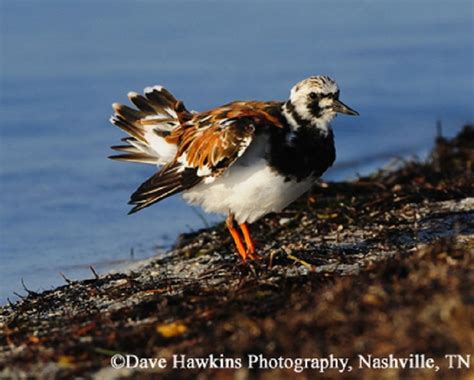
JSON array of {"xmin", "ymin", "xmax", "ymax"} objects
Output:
[{"xmin": 0, "ymin": 126, "xmax": 473, "ymax": 379}]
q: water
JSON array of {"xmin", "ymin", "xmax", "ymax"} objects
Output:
[{"xmin": 1, "ymin": 1, "xmax": 472, "ymax": 304}]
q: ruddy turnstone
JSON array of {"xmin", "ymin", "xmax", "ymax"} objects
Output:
[{"xmin": 109, "ymin": 76, "xmax": 358, "ymax": 260}]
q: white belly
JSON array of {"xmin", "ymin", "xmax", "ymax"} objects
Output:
[{"xmin": 183, "ymin": 158, "xmax": 314, "ymax": 224}]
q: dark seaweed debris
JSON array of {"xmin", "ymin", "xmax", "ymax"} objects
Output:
[{"xmin": 0, "ymin": 126, "xmax": 473, "ymax": 380}]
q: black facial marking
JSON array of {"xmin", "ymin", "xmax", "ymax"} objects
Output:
[
  {"xmin": 308, "ymin": 98, "xmax": 323, "ymax": 118},
  {"xmin": 285, "ymin": 101, "xmax": 310, "ymax": 127},
  {"xmin": 308, "ymin": 93, "xmax": 336, "ymax": 117}
]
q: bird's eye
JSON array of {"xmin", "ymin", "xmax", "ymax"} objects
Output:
[{"xmin": 309, "ymin": 92, "xmax": 318, "ymax": 99}]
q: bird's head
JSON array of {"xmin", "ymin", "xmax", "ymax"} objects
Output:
[{"xmin": 286, "ymin": 76, "xmax": 359, "ymax": 132}]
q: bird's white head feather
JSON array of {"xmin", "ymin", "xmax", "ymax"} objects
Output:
[{"xmin": 284, "ymin": 76, "xmax": 358, "ymax": 135}]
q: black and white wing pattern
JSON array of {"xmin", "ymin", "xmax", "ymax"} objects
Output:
[{"xmin": 127, "ymin": 101, "xmax": 284, "ymax": 213}]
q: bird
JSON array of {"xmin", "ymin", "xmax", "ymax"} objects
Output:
[{"xmin": 109, "ymin": 76, "xmax": 359, "ymax": 261}]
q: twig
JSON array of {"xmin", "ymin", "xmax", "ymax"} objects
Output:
[
  {"xmin": 90, "ymin": 266, "xmax": 100, "ymax": 280},
  {"xmin": 59, "ymin": 272, "xmax": 72, "ymax": 284},
  {"xmin": 285, "ymin": 253, "xmax": 315, "ymax": 271},
  {"xmin": 436, "ymin": 120, "xmax": 443, "ymax": 138},
  {"xmin": 21, "ymin": 278, "xmax": 38, "ymax": 297}
]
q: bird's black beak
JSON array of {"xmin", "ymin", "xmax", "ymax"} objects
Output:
[{"xmin": 333, "ymin": 99, "xmax": 359, "ymax": 116}]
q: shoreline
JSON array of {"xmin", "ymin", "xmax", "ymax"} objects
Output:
[
  {"xmin": 1, "ymin": 125, "xmax": 472, "ymax": 379},
  {"xmin": 0, "ymin": 139, "xmax": 438, "ymax": 305}
]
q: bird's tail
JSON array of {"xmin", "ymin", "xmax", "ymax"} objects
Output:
[{"xmin": 109, "ymin": 86, "xmax": 183, "ymax": 165}]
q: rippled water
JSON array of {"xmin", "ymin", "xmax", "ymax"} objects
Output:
[{"xmin": 1, "ymin": 1, "xmax": 472, "ymax": 303}]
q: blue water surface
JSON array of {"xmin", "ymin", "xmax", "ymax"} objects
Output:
[{"xmin": 1, "ymin": 1, "xmax": 473, "ymax": 303}]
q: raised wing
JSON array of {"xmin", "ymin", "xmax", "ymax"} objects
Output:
[
  {"xmin": 109, "ymin": 86, "xmax": 185, "ymax": 165},
  {"xmin": 169, "ymin": 101, "xmax": 283, "ymax": 177},
  {"xmin": 128, "ymin": 163, "xmax": 201, "ymax": 213},
  {"xmin": 128, "ymin": 101, "xmax": 284, "ymax": 213}
]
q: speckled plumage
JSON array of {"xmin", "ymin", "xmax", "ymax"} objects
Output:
[{"xmin": 109, "ymin": 76, "xmax": 358, "ymax": 259}]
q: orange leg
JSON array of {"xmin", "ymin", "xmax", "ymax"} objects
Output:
[
  {"xmin": 226, "ymin": 214, "xmax": 247, "ymax": 261},
  {"xmin": 239, "ymin": 223, "xmax": 256, "ymax": 257}
]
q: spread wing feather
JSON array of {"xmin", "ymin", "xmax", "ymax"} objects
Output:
[
  {"xmin": 128, "ymin": 163, "xmax": 201, "ymax": 214},
  {"xmin": 109, "ymin": 86, "xmax": 183, "ymax": 165},
  {"xmin": 169, "ymin": 101, "xmax": 283, "ymax": 177},
  {"xmin": 111, "ymin": 95, "xmax": 284, "ymax": 213}
]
